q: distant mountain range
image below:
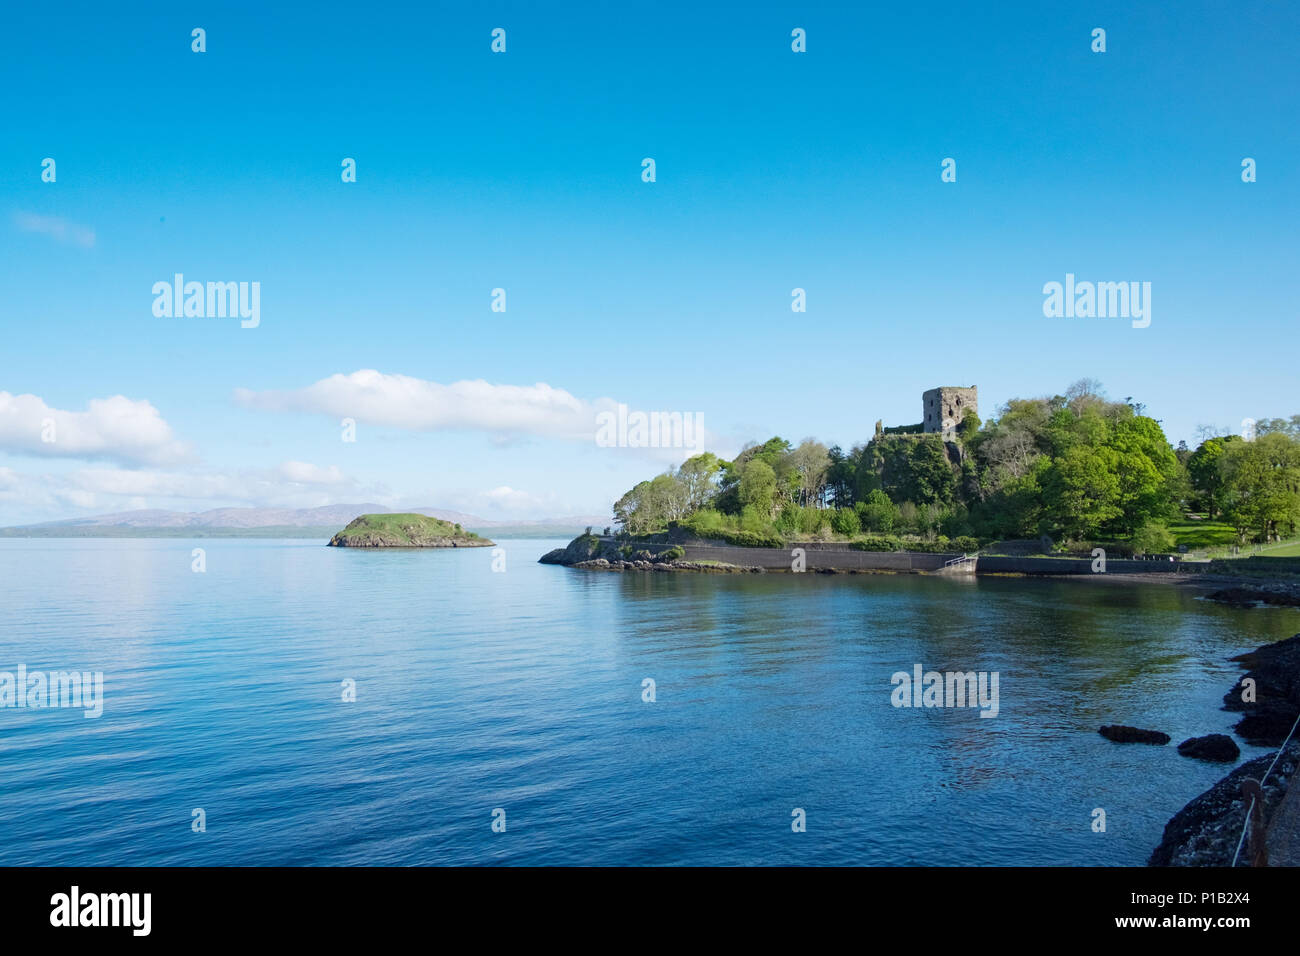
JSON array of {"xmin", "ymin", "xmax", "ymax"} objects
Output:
[{"xmin": 0, "ymin": 505, "xmax": 611, "ymax": 538}]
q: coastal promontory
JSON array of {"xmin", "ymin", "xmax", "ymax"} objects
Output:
[{"xmin": 327, "ymin": 514, "xmax": 494, "ymax": 549}]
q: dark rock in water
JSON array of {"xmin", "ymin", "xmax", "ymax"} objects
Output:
[
  {"xmin": 1207, "ymin": 586, "xmax": 1300, "ymax": 608},
  {"xmin": 1207, "ymin": 587, "xmax": 1263, "ymax": 608},
  {"xmin": 1099, "ymin": 725, "xmax": 1170, "ymax": 745},
  {"xmin": 1177, "ymin": 734, "xmax": 1241, "ymax": 762},
  {"xmin": 1222, "ymin": 633, "xmax": 1300, "ymax": 747}
]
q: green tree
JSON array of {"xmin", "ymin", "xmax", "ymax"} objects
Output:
[
  {"xmin": 1187, "ymin": 436, "xmax": 1239, "ymax": 518},
  {"xmin": 825, "ymin": 445, "xmax": 856, "ymax": 508},
  {"xmin": 1106, "ymin": 415, "xmax": 1178, "ymax": 534},
  {"xmin": 789, "ymin": 439, "xmax": 831, "ymax": 507},
  {"xmin": 678, "ymin": 452, "xmax": 723, "ymax": 511},
  {"xmin": 1044, "ymin": 446, "xmax": 1123, "ymax": 539},
  {"xmin": 879, "ymin": 436, "xmax": 956, "ymax": 506},
  {"xmin": 738, "ymin": 459, "xmax": 778, "ymax": 519},
  {"xmin": 1221, "ymin": 433, "xmax": 1300, "ymax": 541}
]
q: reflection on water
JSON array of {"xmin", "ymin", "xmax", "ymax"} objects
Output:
[{"xmin": 0, "ymin": 538, "xmax": 1294, "ymax": 865}]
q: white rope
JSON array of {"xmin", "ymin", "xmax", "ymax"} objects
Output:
[
  {"xmin": 1260, "ymin": 708, "xmax": 1300, "ymax": 786},
  {"xmin": 1230, "ymin": 707, "xmax": 1300, "ymax": 866},
  {"xmin": 1231, "ymin": 796, "xmax": 1256, "ymax": 867}
]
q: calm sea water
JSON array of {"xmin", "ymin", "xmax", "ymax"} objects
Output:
[{"xmin": 0, "ymin": 538, "xmax": 1295, "ymax": 866}]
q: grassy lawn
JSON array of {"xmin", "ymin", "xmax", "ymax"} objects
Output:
[
  {"xmin": 1261, "ymin": 540, "xmax": 1300, "ymax": 557},
  {"xmin": 1167, "ymin": 516, "xmax": 1300, "ymax": 559},
  {"xmin": 1168, "ymin": 519, "xmax": 1238, "ymax": 550}
]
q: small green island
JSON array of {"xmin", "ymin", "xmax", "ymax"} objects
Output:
[{"xmin": 327, "ymin": 513, "xmax": 494, "ymax": 549}]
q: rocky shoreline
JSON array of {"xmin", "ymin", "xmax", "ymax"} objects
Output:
[
  {"xmin": 1205, "ymin": 582, "xmax": 1300, "ymax": 608},
  {"xmin": 1149, "ymin": 741, "xmax": 1299, "ymax": 866},
  {"xmin": 1149, "ymin": 633, "xmax": 1300, "ymax": 866},
  {"xmin": 537, "ymin": 534, "xmax": 750, "ymax": 572}
]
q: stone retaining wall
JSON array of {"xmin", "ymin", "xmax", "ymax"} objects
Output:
[
  {"xmin": 599, "ymin": 536, "xmax": 1263, "ymax": 576},
  {"xmin": 976, "ymin": 555, "xmax": 1208, "ymax": 576},
  {"xmin": 678, "ymin": 542, "xmax": 953, "ymax": 572}
]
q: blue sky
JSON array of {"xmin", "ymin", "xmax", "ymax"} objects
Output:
[{"xmin": 2, "ymin": 1, "xmax": 1297, "ymax": 524}]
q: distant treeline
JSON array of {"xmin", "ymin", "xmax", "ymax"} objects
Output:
[{"xmin": 613, "ymin": 380, "xmax": 1300, "ymax": 553}]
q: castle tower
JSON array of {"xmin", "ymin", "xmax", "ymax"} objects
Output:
[{"xmin": 923, "ymin": 386, "xmax": 977, "ymax": 440}]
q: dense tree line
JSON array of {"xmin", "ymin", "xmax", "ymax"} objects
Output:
[{"xmin": 612, "ymin": 381, "xmax": 1300, "ymax": 551}]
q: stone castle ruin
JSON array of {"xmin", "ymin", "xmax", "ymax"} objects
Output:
[
  {"xmin": 922, "ymin": 386, "xmax": 978, "ymax": 441},
  {"xmin": 873, "ymin": 386, "xmax": 979, "ymax": 446}
]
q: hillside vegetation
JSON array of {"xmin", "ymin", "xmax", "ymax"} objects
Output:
[
  {"xmin": 612, "ymin": 380, "xmax": 1300, "ymax": 556},
  {"xmin": 328, "ymin": 514, "xmax": 494, "ymax": 548}
]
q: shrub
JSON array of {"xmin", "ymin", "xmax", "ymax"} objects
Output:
[
  {"xmin": 739, "ymin": 505, "xmax": 772, "ymax": 534},
  {"xmin": 716, "ymin": 528, "xmax": 786, "ymax": 548},
  {"xmin": 904, "ymin": 535, "xmax": 952, "ymax": 553},
  {"xmin": 897, "ymin": 502, "xmax": 920, "ymax": 534},
  {"xmin": 851, "ymin": 534, "xmax": 902, "ymax": 552},
  {"xmin": 856, "ymin": 490, "xmax": 898, "ymax": 533},
  {"xmin": 679, "ymin": 506, "xmax": 785, "ymax": 548},
  {"xmin": 830, "ymin": 507, "xmax": 861, "ymax": 536},
  {"xmin": 681, "ymin": 509, "xmax": 725, "ymax": 537},
  {"xmin": 1130, "ymin": 521, "xmax": 1176, "ymax": 556},
  {"xmin": 774, "ymin": 504, "xmax": 801, "ymax": 535}
]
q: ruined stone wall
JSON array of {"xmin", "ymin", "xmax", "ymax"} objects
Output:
[{"xmin": 922, "ymin": 386, "xmax": 978, "ymax": 440}]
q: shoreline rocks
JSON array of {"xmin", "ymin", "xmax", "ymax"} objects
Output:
[
  {"xmin": 1222, "ymin": 633, "xmax": 1300, "ymax": 746},
  {"xmin": 1151, "ymin": 632, "xmax": 1300, "ymax": 865},
  {"xmin": 1149, "ymin": 741, "xmax": 1299, "ymax": 866},
  {"xmin": 1207, "ymin": 585, "xmax": 1300, "ymax": 609},
  {"xmin": 572, "ymin": 557, "xmax": 763, "ymax": 573}
]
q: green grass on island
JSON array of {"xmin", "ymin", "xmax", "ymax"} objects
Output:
[{"xmin": 328, "ymin": 513, "xmax": 494, "ymax": 548}]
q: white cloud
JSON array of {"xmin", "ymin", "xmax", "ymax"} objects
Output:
[
  {"xmin": 234, "ymin": 370, "xmax": 720, "ymax": 463},
  {"xmin": 482, "ymin": 485, "xmax": 545, "ymax": 510},
  {"xmin": 65, "ymin": 461, "xmax": 357, "ymax": 500},
  {"xmin": 278, "ymin": 461, "xmax": 349, "ymax": 485},
  {"xmin": 0, "ymin": 392, "xmax": 189, "ymax": 465},
  {"xmin": 235, "ymin": 370, "xmax": 611, "ymax": 441},
  {"xmin": 67, "ymin": 468, "xmax": 245, "ymax": 499},
  {"xmin": 13, "ymin": 211, "xmax": 96, "ymax": 248},
  {"xmin": 0, "ymin": 460, "xmax": 368, "ymax": 522}
]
